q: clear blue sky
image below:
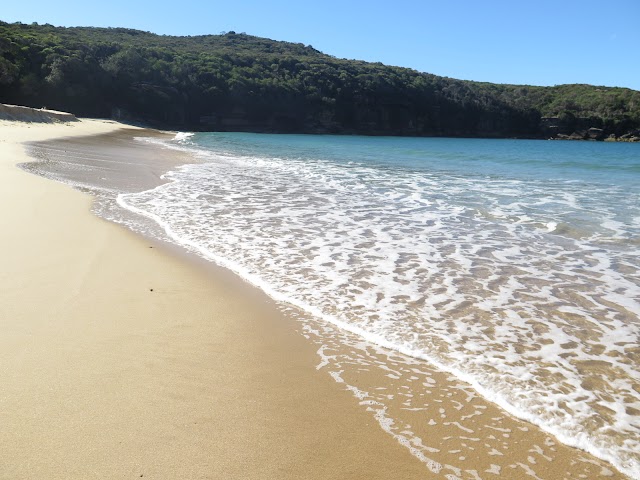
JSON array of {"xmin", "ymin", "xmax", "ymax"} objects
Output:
[{"xmin": 3, "ymin": 0, "xmax": 639, "ymax": 90}]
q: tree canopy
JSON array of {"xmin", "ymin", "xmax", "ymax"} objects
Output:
[{"xmin": 1, "ymin": 21, "xmax": 639, "ymax": 137}]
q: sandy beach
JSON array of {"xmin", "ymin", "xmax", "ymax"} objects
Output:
[
  {"xmin": 0, "ymin": 118, "xmax": 431, "ymax": 479},
  {"xmin": 0, "ymin": 116, "xmax": 630, "ymax": 479}
]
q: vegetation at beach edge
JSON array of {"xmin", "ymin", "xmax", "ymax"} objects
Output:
[{"xmin": 1, "ymin": 21, "xmax": 639, "ymax": 139}]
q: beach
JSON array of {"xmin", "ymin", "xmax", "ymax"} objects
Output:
[
  {"xmin": 0, "ymin": 117, "xmax": 632, "ymax": 479},
  {"xmin": 0, "ymin": 118, "xmax": 432, "ymax": 479}
]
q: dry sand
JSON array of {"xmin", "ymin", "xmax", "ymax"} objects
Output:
[
  {"xmin": 0, "ymin": 119, "xmax": 429, "ymax": 479},
  {"xmin": 0, "ymin": 117, "xmax": 628, "ymax": 479}
]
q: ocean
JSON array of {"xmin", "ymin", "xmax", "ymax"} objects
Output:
[{"xmin": 28, "ymin": 132, "xmax": 640, "ymax": 478}]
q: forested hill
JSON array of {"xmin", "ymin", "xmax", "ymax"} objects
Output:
[{"xmin": 1, "ymin": 21, "xmax": 639, "ymax": 139}]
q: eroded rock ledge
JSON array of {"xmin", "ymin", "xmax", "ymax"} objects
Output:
[{"xmin": 0, "ymin": 104, "xmax": 78, "ymax": 123}]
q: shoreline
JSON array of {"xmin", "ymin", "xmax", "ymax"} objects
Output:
[
  {"xmin": 0, "ymin": 119, "xmax": 431, "ymax": 479},
  {"xmin": 0, "ymin": 118, "xmax": 632, "ymax": 479}
]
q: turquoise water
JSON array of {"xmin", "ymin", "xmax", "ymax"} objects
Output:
[
  {"xmin": 195, "ymin": 133, "xmax": 640, "ymax": 186},
  {"xmin": 120, "ymin": 133, "xmax": 639, "ymax": 478}
]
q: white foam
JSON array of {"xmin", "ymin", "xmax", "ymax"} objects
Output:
[{"xmin": 173, "ymin": 131, "xmax": 195, "ymax": 142}]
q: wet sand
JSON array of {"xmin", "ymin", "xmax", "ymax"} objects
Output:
[{"xmin": 0, "ymin": 118, "xmax": 629, "ymax": 479}]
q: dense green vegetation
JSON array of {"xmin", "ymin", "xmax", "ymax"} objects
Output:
[{"xmin": 1, "ymin": 21, "xmax": 639, "ymax": 137}]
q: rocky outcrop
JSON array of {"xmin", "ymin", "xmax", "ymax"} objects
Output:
[
  {"xmin": 587, "ymin": 127, "xmax": 604, "ymax": 140},
  {"xmin": 605, "ymin": 131, "xmax": 640, "ymax": 142},
  {"xmin": 0, "ymin": 103, "xmax": 77, "ymax": 122},
  {"xmin": 544, "ymin": 117, "xmax": 610, "ymax": 141}
]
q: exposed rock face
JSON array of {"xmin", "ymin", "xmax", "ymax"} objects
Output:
[
  {"xmin": 540, "ymin": 116, "xmax": 640, "ymax": 142},
  {"xmin": 618, "ymin": 132, "xmax": 640, "ymax": 142},
  {"xmin": 0, "ymin": 103, "xmax": 77, "ymax": 122},
  {"xmin": 587, "ymin": 127, "xmax": 604, "ymax": 140},
  {"xmin": 544, "ymin": 117, "xmax": 610, "ymax": 140},
  {"xmin": 604, "ymin": 130, "xmax": 640, "ymax": 142}
]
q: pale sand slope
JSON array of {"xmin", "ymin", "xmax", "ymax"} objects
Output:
[
  {"xmin": 0, "ymin": 120, "xmax": 430, "ymax": 479},
  {"xmin": 0, "ymin": 103, "xmax": 78, "ymax": 122}
]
